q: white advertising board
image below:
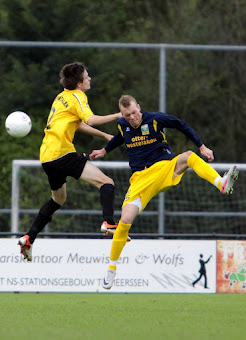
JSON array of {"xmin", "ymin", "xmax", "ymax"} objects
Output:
[{"xmin": 0, "ymin": 238, "xmax": 216, "ymax": 293}]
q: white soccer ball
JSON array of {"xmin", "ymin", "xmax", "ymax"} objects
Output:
[{"xmin": 5, "ymin": 111, "xmax": 32, "ymax": 137}]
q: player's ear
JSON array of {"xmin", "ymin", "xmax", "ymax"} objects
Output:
[{"xmin": 137, "ymin": 104, "xmax": 141, "ymax": 111}]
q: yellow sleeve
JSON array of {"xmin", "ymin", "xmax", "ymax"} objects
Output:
[{"xmin": 72, "ymin": 92, "xmax": 94, "ymax": 123}]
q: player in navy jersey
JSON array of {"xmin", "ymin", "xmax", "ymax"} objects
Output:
[{"xmin": 90, "ymin": 95, "xmax": 239, "ymax": 289}]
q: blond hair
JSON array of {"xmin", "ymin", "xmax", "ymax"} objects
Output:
[{"xmin": 119, "ymin": 95, "xmax": 137, "ymax": 109}]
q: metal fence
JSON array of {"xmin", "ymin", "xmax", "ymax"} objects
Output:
[
  {"xmin": 2, "ymin": 41, "xmax": 246, "ymax": 237},
  {"xmin": 11, "ymin": 159, "xmax": 246, "ymax": 237},
  {"xmin": 2, "ymin": 40, "xmax": 246, "ymax": 114}
]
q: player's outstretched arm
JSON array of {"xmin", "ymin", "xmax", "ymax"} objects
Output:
[
  {"xmin": 199, "ymin": 144, "xmax": 214, "ymax": 162},
  {"xmin": 78, "ymin": 122, "xmax": 113, "ymax": 141},
  {"xmin": 89, "ymin": 148, "xmax": 107, "ymax": 160},
  {"xmin": 89, "ymin": 131, "xmax": 124, "ymax": 160},
  {"xmin": 87, "ymin": 112, "xmax": 122, "ymax": 126}
]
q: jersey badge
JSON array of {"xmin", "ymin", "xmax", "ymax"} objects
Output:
[{"xmin": 141, "ymin": 124, "xmax": 150, "ymax": 135}]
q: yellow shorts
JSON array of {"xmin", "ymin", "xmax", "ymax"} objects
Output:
[{"xmin": 122, "ymin": 155, "xmax": 185, "ymax": 212}]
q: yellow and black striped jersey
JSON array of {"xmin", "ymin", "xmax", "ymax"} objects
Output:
[{"xmin": 40, "ymin": 89, "xmax": 93, "ymax": 163}]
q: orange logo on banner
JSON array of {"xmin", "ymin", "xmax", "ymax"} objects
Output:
[{"xmin": 217, "ymin": 240, "xmax": 246, "ymax": 293}]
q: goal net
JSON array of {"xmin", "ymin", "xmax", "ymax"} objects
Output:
[{"xmin": 12, "ymin": 160, "xmax": 246, "ymax": 236}]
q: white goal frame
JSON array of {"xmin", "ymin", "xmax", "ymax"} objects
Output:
[{"xmin": 11, "ymin": 159, "xmax": 246, "ymax": 235}]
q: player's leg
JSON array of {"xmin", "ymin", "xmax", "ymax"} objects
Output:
[
  {"xmin": 80, "ymin": 160, "xmax": 116, "ymax": 225},
  {"xmin": 18, "ymin": 185, "xmax": 64, "ymax": 261},
  {"xmin": 18, "ymin": 158, "xmax": 68, "ymax": 261},
  {"xmin": 109, "ymin": 203, "xmax": 139, "ymax": 266},
  {"xmin": 103, "ymin": 203, "xmax": 139, "ymax": 289},
  {"xmin": 28, "ymin": 185, "xmax": 65, "ymax": 242},
  {"xmin": 103, "ymin": 166, "xmax": 169, "ymax": 288},
  {"xmin": 175, "ymin": 151, "xmax": 238, "ymax": 194},
  {"xmin": 29, "ymin": 185, "xmax": 65, "ymax": 242},
  {"xmin": 175, "ymin": 150, "xmax": 220, "ymax": 183}
]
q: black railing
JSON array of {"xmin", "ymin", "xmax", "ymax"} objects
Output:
[{"xmin": 1, "ymin": 232, "xmax": 245, "ymax": 240}]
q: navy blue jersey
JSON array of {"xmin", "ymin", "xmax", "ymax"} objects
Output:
[{"xmin": 105, "ymin": 111, "xmax": 203, "ymax": 173}]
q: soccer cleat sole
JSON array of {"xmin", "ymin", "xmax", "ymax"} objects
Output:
[
  {"xmin": 18, "ymin": 238, "xmax": 32, "ymax": 262},
  {"xmin": 101, "ymin": 225, "xmax": 131, "ymax": 242},
  {"xmin": 102, "ymin": 280, "xmax": 113, "ymax": 290},
  {"xmin": 221, "ymin": 166, "xmax": 239, "ymax": 195},
  {"xmin": 102, "ymin": 270, "xmax": 116, "ymax": 289},
  {"xmin": 19, "ymin": 246, "xmax": 32, "ymax": 262},
  {"xmin": 227, "ymin": 166, "xmax": 239, "ymax": 194}
]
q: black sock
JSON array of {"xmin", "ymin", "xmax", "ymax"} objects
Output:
[
  {"xmin": 100, "ymin": 183, "xmax": 115, "ymax": 225},
  {"xmin": 27, "ymin": 198, "xmax": 61, "ymax": 243}
]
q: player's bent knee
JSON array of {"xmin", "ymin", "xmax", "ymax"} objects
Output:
[
  {"xmin": 97, "ymin": 174, "xmax": 114, "ymax": 187},
  {"xmin": 184, "ymin": 150, "xmax": 193, "ymax": 158},
  {"xmin": 121, "ymin": 217, "xmax": 132, "ymax": 225},
  {"xmin": 55, "ymin": 198, "xmax": 66, "ymax": 206},
  {"xmin": 104, "ymin": 177, "xmax": 114, "ymax": 186},
  {"xmin": 52, "ymin": 194, "xmax": 66, "ymax": 206},
  {"xmin": 120, "ymin": 200, "xmax": 141, "ymax": 224},
  {"xmin": 179, "ymin": 150, "xmax": 193, "ymax": 163}
]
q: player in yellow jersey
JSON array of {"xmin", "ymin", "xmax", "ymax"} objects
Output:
[
  {"xmin": 90, "ymin": 95, "xmax": 239, "ymax": 289},
  {"xmin": 18, "ymin": 62, "xmax": 122, "ymax": 261}
]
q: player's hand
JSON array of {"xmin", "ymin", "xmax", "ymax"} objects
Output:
[
  {"xmin": 199, "ymin": 144, "xmax": 214, "ymax": 162},
  {"xmin": 116, "ymin": 111, "xmax": 122, "ymax": 118},
  {"xmin": 89, "ymin": 148, "xmax": 106, "ymax": 160}
]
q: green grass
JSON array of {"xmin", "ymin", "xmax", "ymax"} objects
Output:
[{"xmin": 0, "ymin": 293, "xmax": 245, "ymax": 340}]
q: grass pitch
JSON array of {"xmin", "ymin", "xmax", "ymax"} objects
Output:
[{"xmin": 0, "ymin": 293, "xmax": 244, "ymax": 340}]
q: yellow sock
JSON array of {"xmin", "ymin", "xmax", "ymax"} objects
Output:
[
  {"xmin": 109, "ymin": 221, "xmax": 131, "ymax": 270},
  {"xmin": 187, "ymin": 153, "xmax": 222, "ymax": 189}
]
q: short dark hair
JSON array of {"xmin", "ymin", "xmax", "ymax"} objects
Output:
[
  {"xmin": 59, "ymin": 62, "xmax": 87, "ymax": 90},
  {"xmin": 119, "ymin": 95, "xmax": 138, "ymax": 109}
]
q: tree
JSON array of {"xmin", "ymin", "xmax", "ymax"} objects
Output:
[{"xmin": 1, "ymin": 0, "xmax": 246, "ymax": 232}]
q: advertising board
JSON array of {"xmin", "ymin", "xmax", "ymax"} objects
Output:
[
  {"xmin": 217, "ymin": 240, "xmax": 246, "ymax": 293},
  {"xmin": 0, "ymin": 239, "xmax": 216, "ymax": 293}
]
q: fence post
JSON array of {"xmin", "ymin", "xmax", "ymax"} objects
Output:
[
  {"xmin": 158, "ymin": 46, "xmax": 166, "ymax": 235},
  {"xmin": 11, "ymin": 160, "xmax": 20, "ymax": 235}
]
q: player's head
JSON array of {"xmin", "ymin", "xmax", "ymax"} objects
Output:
[
  {"xmin": 119, "ymin": 95, "xmax": 142, "ymax": 127},
  {"xmin": 200, "ymin": 254, "xmax": 203, "ymax": 258},
  {"xmin": 119, "ymin": 95, "xmax": 138, "ymax": 108},
  {"xmin": 59, "ymin": 62, "xmax": 91, "ymax": 91}
]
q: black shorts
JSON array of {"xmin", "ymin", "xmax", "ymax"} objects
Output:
[{"xmin": 42, "ymin": 152, "xmax": 88, "ymax": 191}]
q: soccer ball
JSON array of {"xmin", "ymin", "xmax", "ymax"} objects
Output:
[{"xmin": 5, "ymin": 111, "xmax": 32, "ymax": 138}]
